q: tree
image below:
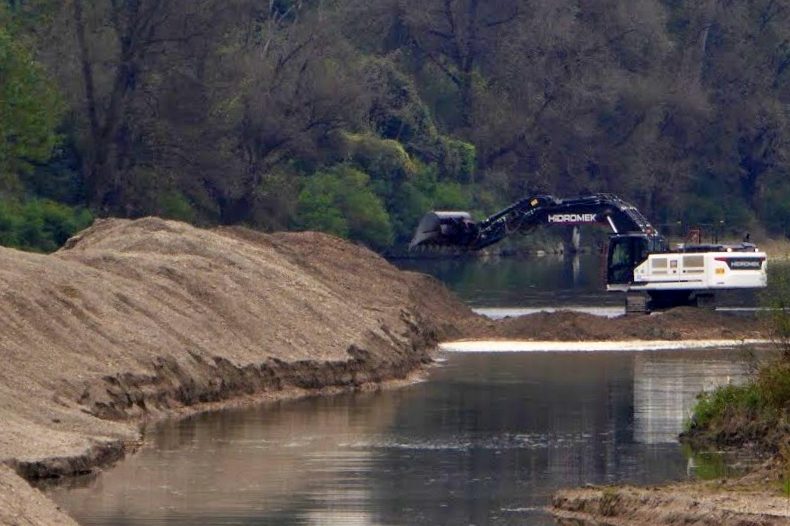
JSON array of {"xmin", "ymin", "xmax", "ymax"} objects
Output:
[
  {"xmin": 209, "ymin": 2, "xmax": 368, "ymax": 223},
  {"xmin": 67, "ymin": 0, "xmax": 230, "ymax": 212},
  {"xmin": 395, "ymin": 0, "xmax": 522, "ymax": 130},
  {"xmin": 297, "ymin": 164, "xmax": 394, "ymax": 248},
  {"xmin": 0, "ymin": 19, "xmax": 62, "ymax": 197},
  {"xmin": 4, "ymin": 0, "xmax": 788, "ymax": 250}
]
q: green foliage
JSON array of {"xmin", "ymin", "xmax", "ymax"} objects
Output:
[
  {"xmin": 688, "ymin": 383, "xmax": 762, "ymax": 431},
  {"xmin": 296, "ymin": 165, "xmax": 394, "ymax": 248},
  {"xmin": 1, "ymin": 0, "xmax": 57, "ymax": 34},
  {"xmin": 388, "ymin": 163, "xmax": 475, "ymax": 242},
  {"xmin": 0, "ymin": 198, "xmax": 93, "ymax": 252},
  {"xmin": 250, "ymin": 169, "xmax": 300, "ymax": 231},
  {"xmin": 2, "ymin": 0, "xmax": 789, "ymax": 249},
  {"xmin": 0, "ymin": 25, "xmax": 62, "ymax": 196},
  {"xmin": 688, "ymin": 266, "xmax": 790, "ymax": 446},
  {"xmin": 364, "ymin": 58, "xmax": 439, "ymax": 147},
  {"xmin": 439, "ymin": 137, "xmax": 476, "ymax": 182},
  {"xmin": 156, "ymin": 191, "xmax": 197, "ymax": 223},
  {"xmin": 18, "ymin": 131, "xmax": 86, "ymax": 205},
  {"xmin": 411, "ymin": 164, "xmax": 474, "ymax": 209},
  {"xmin": 343, "ymin": 132, "xmax": 416, "ymax": 195},
  {"xmin": 669, "ymin": 190, "xmax": 756, "ymax": 236},
  {"xmin": 340, "ymin": 132, "xmax": 477, "ymax": 244},
  {"xmin": 758, "ymin": 361, "xmax": 790, "ymax": 410},
  {"xmin": 363, "ymin": 58, "xmax": 476, "ymax": 185}
]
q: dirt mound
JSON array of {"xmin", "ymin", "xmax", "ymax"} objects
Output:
[
  {"xmin": 0, "ymin": 218, "xmax": 479, "ymax": 489},
  {"xmin": 481, "ymin": 307, "xmax": 766, "ymax": 341}
]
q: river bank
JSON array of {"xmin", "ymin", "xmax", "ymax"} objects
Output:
[
  {"xmin": 551, "ymin": 463, "xmax": 789, "ymax": 526},
  {"xmin": 550, "ymin": 355, "xmax": 790, "ymax": 525},
  {"xmin": 0, "ymin": 217, "xmax": 481, "ymax": 524},
  {"xmin": 0, "ymin": 218, "xmax": 779, "ymax": 525}
]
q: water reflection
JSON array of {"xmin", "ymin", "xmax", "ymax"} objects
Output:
[
  {"xmin": 48, "ymin": 349, "xmax": 752, "ymax": 526},
  {"xmin": 394, "ymin": 255, "xmax": 613, "ymax": 308},
  {"xmin": 633, "ymin": 352, "xmax": 751, "ymax": 444},
  {"xmin": 393, "ymin": 255, "xmax": 760, "ymax": 309}
]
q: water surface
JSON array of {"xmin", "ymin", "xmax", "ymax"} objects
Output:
[
  {"xmin": 395, "ymin": 255, "xmax": 611, "ymax": 308},
  {"xmin": 394, "ymin": 254, "xmax": 761, "ymax": 310},
  {"xmin": 49, "ymin": 349, "xmax": 753, "ymax": 526}
]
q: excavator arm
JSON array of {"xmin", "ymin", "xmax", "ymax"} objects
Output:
[{"xmin": 410, "ymin": 193, "xmax": 659, "ymax": 251}]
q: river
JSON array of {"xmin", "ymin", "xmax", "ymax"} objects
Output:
[
  {"xmin": 395, "ymin": 254, "xmax": 760, "ymax": 310},
  {"xmin": 47, "ymin": 255, "xmax": 764, "ymax": 525}
]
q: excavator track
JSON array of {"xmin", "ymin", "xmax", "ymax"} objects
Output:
[{"xmin": 625, "ymin": 292, "xmax": 649, "ymax": 315}]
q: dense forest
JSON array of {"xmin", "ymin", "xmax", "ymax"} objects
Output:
[{"xmin": 0, "ymin": 0, "xmax": 788, "ymax": 251}]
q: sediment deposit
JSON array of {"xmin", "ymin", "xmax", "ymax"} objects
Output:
[
  {"xmin": 552, "ymin": 463, "xmax": 790, "ymax": 526},
  {"xmin": 480, "ymin": 307, "xmax": 768, "ymax": 342}
]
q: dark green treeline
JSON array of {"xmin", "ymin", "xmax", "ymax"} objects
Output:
[{"xmin": 1, "ymin": 0, "xmax": 788, "ymax": 251}]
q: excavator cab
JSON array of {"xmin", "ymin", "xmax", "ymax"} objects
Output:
[{"xmin": 606, "ymin": 234, "xmax": 665, "ymax": 286}]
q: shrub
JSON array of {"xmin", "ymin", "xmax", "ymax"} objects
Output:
[
  {"xmin": 689, "ymin": 383, "xmax": 762, "ymax": 430},
  {"xmin": 440, "ymin": 137, "xmax": 476, "ymax": 182},
  {"xmin": 0, "ymin": 26, "xmax": 63, "ymax": 193},
  {"xmin": 296, "ymin": 164, "xmax": 394, "ymax": 249},
  {"xmin": 757, "ymin": 361, "xmax": 790, "ymax": 410},
  {"xmin": 156, "ymin": 191, "xmax": 197, "ymax": 223},
  {"xmin": 342, "ymin": 133, "xmax": 417, "ymax": 189},
  {"xmin": 761, "ymin": 266, "xmax": 790, "ymax": 359},
  {"xmin": 0, "ymin": 198, "xmax": 93, "ymax": 252},
  {"xmin": 388, "ymin": 163, "xmax": 475, "ymax": 243}
]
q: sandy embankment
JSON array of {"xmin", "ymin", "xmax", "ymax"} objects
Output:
[
  {"xmin": 0, "ymin": 217, "xmax": 478, "ymax": 524},
  {"xmin": 0, "ymin": 217, "xmax": 777, "ymax": 525}
]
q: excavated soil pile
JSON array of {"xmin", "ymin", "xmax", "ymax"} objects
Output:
[
  {"xmin": 0, "ymin": 217, "xmax": 479, "ymax": 524},
  {"xmin": 480, "ymin": 307, "xmax": 767, "ymax": 341}
]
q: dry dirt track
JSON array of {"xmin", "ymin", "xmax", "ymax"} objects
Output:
[{"xmin": 0, "ymin": 217, "xmax": 778, "ymax": 525}]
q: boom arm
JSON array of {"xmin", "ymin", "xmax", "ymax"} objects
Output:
[{"xmin": 410, "ymin": 193, "xmax": 659, "ymax": 250}]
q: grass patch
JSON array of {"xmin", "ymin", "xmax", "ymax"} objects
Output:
[
  {"xmin": 684, "ymin": 260, "xmax": 790, "ymax": 491},
  {"xmin": 687, "ymin": 360, "xmax": 789, "ymax": 432},
  {"xmin": 688, "ymin": 382, "xmax": 762, "ymax": 431},
  {"xmin": 685, "ymin": 358, "xmax": 790, "ymax": 489}
]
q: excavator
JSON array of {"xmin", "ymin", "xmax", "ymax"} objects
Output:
[{"xmin": 409, "ymin": 194, "xmax": 767, "ymax": 313}]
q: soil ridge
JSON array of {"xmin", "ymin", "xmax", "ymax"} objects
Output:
[{"xmin": 0, "ymin": 218, "xmax": 477, "ymax": 524}]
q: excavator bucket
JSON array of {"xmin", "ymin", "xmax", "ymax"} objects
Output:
[{"xmin": 409, "ymin": 211, "xmax": 476, "ymax": 250}]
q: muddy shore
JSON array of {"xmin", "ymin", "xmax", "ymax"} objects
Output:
[
  {"xmin": 0, "ymin": 218, "xmax": 778, "ymax": 525},
  {"xmin": 551, "ymin": 460, "xmax": 789, "ymax": 526}
]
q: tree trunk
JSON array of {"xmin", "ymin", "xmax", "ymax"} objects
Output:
[{"xmin": 72, "ymin": 0, "xmax": 102, "ymax": 204}]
